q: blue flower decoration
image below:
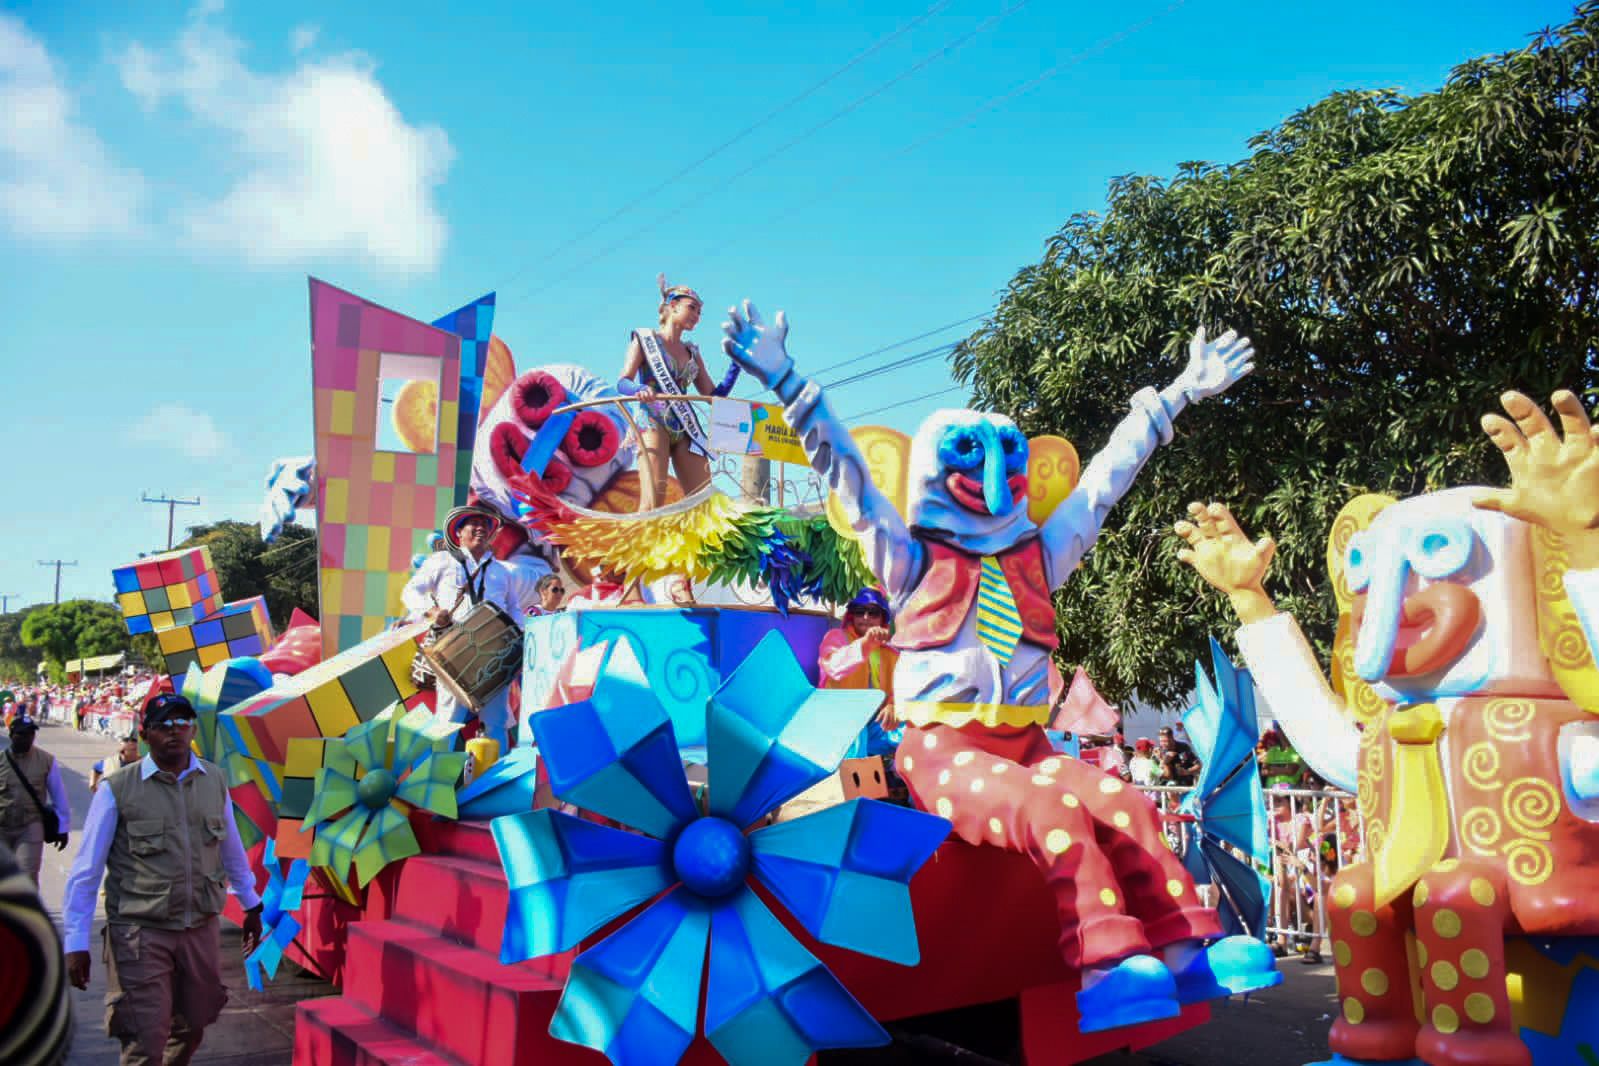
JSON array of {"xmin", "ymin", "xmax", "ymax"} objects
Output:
[
  {"xmin": 244, "ymin": 838, "xmax": 309, "ymax": 991},
  {"xmin": 491, "ymin": 631, "xmax": 950, "ymax": 1066}
]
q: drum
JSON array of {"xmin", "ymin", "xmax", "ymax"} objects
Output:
[{"xmin": 420, "ymin": 602, "xmax": 523, "ymax": 711}]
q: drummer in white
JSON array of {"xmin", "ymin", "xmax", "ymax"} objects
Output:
[{"xmin": 401, "ymin": 505, "xmax": 545, "ymax": 749}]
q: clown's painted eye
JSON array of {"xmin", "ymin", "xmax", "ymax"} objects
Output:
[
  {"xmin": 1404, "ymin": 519, "xmax": 1474, "ymax": 580},
  {"xmin": 938, "ymin": 427, "xmax": 984, "ymax": 472},
  {"xmin": 1345, "ymin": 532, "xmax": 1372, "ymax": 592},
  {"xmin": 998, "ymin": 426, "xmax": 1028, "ymax": 473}
]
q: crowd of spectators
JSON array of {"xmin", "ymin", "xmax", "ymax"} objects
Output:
[{"xmin": 2, "ymin": 670, "xmax": 163, "ymax": 736}]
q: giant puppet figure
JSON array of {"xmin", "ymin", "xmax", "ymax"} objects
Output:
[
  {"xmin": 1176, "ymin": 389, "xmax": 1599, "ymax": 1066},
  {"xmin": 721, "ymin": 302, "xmax": 1281, "ymax": 1032}
]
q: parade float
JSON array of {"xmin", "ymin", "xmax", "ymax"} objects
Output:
[{"xmin": 96, "ymin": 275, "xmax": 1599, "ymax": 1066}]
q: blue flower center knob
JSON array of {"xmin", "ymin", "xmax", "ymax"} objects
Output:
[
  {"xmin": 672, "ymin": 816, "xmax": 750, "ymax": 898},
  {"xmin": 356, "ymin": 767, "xmax": 399, "ymax": 810}
]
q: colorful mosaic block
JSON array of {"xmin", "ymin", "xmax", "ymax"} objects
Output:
[
  {"xmin": 310, "ymin": 279, "xmax": 464, "ymax": 659},
  {"xmin": 112, "ymin": 546, "xmax": 223, "ymax": 635},
  {"xmin": 153, "ymin": 597, "xmax": 277, "ymax": 676},
  {"xmin": 431, "ymin": 292, "xmax": 496, "ymax": 509},
  {"xmin": 220, "ymin": 621, "xmax": 428, "ymax": 769}
]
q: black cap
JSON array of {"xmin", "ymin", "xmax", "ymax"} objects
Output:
[
  {"xmin": 142, "ymin": 692, "xmax": 194, "ymax": 725},
  {"xmin": 9, "ymin": 713, "xmax": 38, "ymax": 733}
]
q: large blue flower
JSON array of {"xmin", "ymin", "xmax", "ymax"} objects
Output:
[{"xmin": 491, "ymin": 631, "xmax": 949, "ymax": 1066}]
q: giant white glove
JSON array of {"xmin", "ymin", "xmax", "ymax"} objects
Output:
[
  {"xmin": 721, "ymin": 301, "xmax": 799, "ymax": 401},
  {"xmin": 1161, "ymin": 327, "xmax": 1256, "ymax": 410}
]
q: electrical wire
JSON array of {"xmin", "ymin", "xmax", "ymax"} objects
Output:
[
  {"xmin": 822, "ymin": 341, "xmax": 958, "ymax": 390},
  {"xmin": 492, "ymin": 1, "xmax": 956, "ymax": 293},
  {"xmin": 805, "ymin": 312, "xmax": 987, "ymax": 379},
  {"xmin": 843, "ymin": 383, "xmax": 965, "ymax": 422},
  {"xmin": 518, "ymin": 0, "xmax": 1033, "ymax": 295}
]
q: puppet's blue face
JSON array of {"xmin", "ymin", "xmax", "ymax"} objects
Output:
[{"xmin": 907, "ymin": 410, "xmax": 1035, "ymax": 550}]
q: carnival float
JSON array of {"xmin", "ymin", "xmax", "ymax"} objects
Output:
[{"xmin": 88, "ymin": 274, "xmax": 1599, "ymax": 1066}]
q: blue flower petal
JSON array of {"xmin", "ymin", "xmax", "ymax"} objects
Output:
[
  {"xmin": 550, "ymin": 888, "xmax": 710, "ymax": 1066},
  {"xmin": 457, "ymin": 746, "xmax": 541, "ymax": 820},
  {"xmin": 750, "ymin": 798, "xmax": 948, "ymax": 965},
  {"xmin": 529, "ymin": 639, "xmax": 698, "ymax": 839},
  {"xmin": 704, "ymin": 888, "xmax": 887, "ymax": 1066},
  {"xmin": 492, "ymin": 809, "xmax": 671, "ymax": 963},
  {"xmin": 708, "ymin": 632, "xmax": 883, "ymax": 828}
]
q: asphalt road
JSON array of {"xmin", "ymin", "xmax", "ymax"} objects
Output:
[{"xmin": 12, "ymin": 719, "xmax": 1342, "ymax": 1065}]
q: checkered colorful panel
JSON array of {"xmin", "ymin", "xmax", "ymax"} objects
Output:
[
  {"xmin": 149, "ymin": 598, "xmax": 277, "ymax": 677},
  {"xmin": 431, "ymin": 292, "xmax": 496, "ymax": 508},
  {"xmin": 221, "ymin": 621, "xmax": 427, "ymax": 769},
  {"xmin": 310, "ymin": 278, "xmax": 464, "ymax": 659},
  {"xmin": 112, "ymin": 545, "xmax": 223, "ymax": 635}
]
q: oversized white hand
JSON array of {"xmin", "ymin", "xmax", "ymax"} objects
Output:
[
  {"xmin": 720, "ymin": 300, "xmax": 794, "ymax": 391},
  {"xmin": 1172, "ymin": 327, "xmax": 1255, "ymax": 402}
]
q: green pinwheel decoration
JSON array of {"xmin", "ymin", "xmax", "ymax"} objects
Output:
[{"xmin": 301, "ymin": 704, "xmax": 466, "ymax": 885}]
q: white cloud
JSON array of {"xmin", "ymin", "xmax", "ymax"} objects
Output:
[
  {"xmin": 118, "ymin": 18, "xmax": 452, "ymax": 275},
  {"xmin": 0, "ymin": 16, "xmax": 146, "ymax": 239},
  {"xmin": 129, "ymin": 403, "xmax": 229, "ymax": 460},
  {"xmin": 290, "ymin": 24, "xmax": 319, "ymax": 54}
]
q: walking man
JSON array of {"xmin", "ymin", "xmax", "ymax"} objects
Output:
[
  {"xmin": 62, "ymin": 693, "xmax": 263, "ymax": 1065},
  {"xmin": 0, "ymin": 712, "xmax": 71, "ymax": 886}
]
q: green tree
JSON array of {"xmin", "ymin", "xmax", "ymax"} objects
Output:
[
  {"xmin": 173, "ymin": 521, "xmax": 318, "ymax": 632},
  {"xmin": 20, "ymin": 601, "xmax": 132, "ymax": 672},
  {"xmin": 0, "ymin": 605, "xmax": 49, "ymax": 683},
  {"xmin": 953, "ymin": 6, "xmax": 1599, "ymax": 706}
]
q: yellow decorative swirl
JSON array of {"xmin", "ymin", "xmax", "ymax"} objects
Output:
[
  {"xmin": 1358, "ymin": 740, "xmax": 1385, "ymax": 822},
  {"xmin": 1459, "ymin": 806, "xmax": 1504, "ymax": 855},
  {"xmin": 1504, "ymin": 840, "xmax": 1554, "ymax": 887},
  {"xmin": 1364, "ymin": 820, "xmax": 1386, "ymax": 859},
  {"xmin": 1532, "ymin": 527, "xmax": 1599, "ymax": 713},
  {"xmin": 1503, "ymin": 777, "xmax": 1560, "ymax": 839},
  {"xmin": 1460, "ymin": 742, "xmax": 1501, "ymax": 791},
  {"xmin": 1484, "ymin": 698, "xmax": 1537, "ymax": 743}
]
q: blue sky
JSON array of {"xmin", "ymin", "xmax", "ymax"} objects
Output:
[{"xmin": 0, "ymin": 0, "xmax": 1572, "ymax": 607}]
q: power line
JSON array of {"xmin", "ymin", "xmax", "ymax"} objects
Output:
[
  {"xmin": 37, "ymin": 560, "xmax": 78, "ymax": 606},
  {"xmin": 493, "ymin": 1, "xmax": 955, "ymax": 293},
  {"xmin": 521, "ymin": 0, "xmax": 1032, "ymax": 295},
  {"xmin": 807, "ymin": 313, "xmax": 987, "ymax": 379},
  {"xmin": 823, "ymin": 340, "xmax": 959, "ymax": 390},
  {"xmin": 844, "ymin": 383, "xmax": 965, "ymax": 422}
]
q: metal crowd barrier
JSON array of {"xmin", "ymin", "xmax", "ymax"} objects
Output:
[{"xmin": 1136, "ymin": 783, "xmax": 1362, "ymax": 961}]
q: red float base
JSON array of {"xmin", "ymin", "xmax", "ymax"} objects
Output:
[{"xmin": 291, "ymin": 816, "xmax": 1205, "ymax": 1065}]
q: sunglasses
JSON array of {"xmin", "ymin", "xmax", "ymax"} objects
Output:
[
  {"xmin": 848, "ymin": 607, "xmax": 887, "ymax": 618},
  {"xmin": 147, "ymin": 717, "xmax": 196, "ymax": 732}
]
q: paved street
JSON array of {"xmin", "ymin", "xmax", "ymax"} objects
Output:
[
  {"xmin": 14, "ymin": 720, "xmax": 331, "ymax": 1066},
  {"xmin": 13, "ymin": 719, "xmax": 1341, "ymax": 1065}
]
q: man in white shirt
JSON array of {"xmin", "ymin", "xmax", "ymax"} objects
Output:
[
  {"xmin": 61, "ymin": 693, "xmax": 262, "ymax": 1066},
  {"xmin": 401, "ymin": 504, "xmax": 545, "ymax": 750}
]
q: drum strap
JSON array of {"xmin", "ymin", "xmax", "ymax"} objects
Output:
[{"xmin": 458, "ymin": 557, "xmax": 490, "ymax": 607}]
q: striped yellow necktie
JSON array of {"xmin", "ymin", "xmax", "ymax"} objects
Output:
[{"xmin": 976, "ymin": 556, "xmax": 1024, "ymax": 666}]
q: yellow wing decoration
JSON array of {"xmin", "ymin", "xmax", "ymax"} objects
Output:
[
  {"xmin": 825, "ymin": 426, "xmax": 912, "ymax": 538},
  {"xmin": 1026, "ymin": 435, "xmax": 1080, "ymax": 525},
  {"xmin": 1531, "ymin": 526, "xmax": 1599, "ymax": 713}
]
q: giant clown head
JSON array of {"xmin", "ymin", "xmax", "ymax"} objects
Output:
[
  {"xmin": 1342, "ymin": 487, "xmax": 1562, "ymax": 704},
  {"xmin": 906, "ymin": 410, "xmax": 1036, "ymax": 553}
]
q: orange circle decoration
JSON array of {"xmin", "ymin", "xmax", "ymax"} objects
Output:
[
  {"xmin": 478, "ymin": 335, "xmax": 517, "ymax": 425},
  {"xmin": 1026, "ymin": 435, "xmax": 1080, "ymax": 525},
  {"xmin": 392, "ymin": 379, "xmax": 439, "ymax": 453}
]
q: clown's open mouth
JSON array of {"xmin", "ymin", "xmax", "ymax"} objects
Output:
[
  {"xmin": 1353, "ymin": 582, "xmax": 1482, "ymax": 678},
  {"xmin": 945, "ymin": 472, "xmax": 1028, "ymax": 515}
]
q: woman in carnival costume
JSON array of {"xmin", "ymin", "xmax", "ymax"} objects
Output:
[{"xmin": 619, "ymin": 274, "xmax": 741, "ymax": 512}]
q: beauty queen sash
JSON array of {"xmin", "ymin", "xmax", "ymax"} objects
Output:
[{"xmin": 634, "ymin": 328, "xmax": 713, "ymax": 456}]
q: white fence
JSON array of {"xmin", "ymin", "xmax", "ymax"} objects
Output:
[{"xmin": 1137, "ymin": 784, "xmax": 1361, "ymax": 960}]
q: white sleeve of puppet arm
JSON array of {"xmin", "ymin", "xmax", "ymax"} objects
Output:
[
  {"xmin": 46, "ymin": 760, "xmax": 71, "ymax": 831},
  {"xmin": 1563, "ymin": 568, "xmax": 1599, "ymax": 660},
  {"xmin": 62, "ymin": 784, "xmax": 118, "ymax": 953},
  {"xmin": 784, "ymin": 380, "xmax": 922, "ymax": 600},
  {"xmin": 399, "ymin": 555, "xmax": 445, "ymax": 617},
  {"xmin": 1039, "ymin": 388, "xmax": 1172, "ymax": 586},
  {"xmin": 220, "ymin": 792, "xmax": 263, "ymax": 910},
  {"xmin": 1235, "ymin": 612, "xmax": 1361, "ymax": 794}
]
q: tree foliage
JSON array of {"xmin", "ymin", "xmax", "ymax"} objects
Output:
[
  {"xmin": 174, "ymin": 521, "xmax": 318, "ymax": 632},
  {"xmin": 953, "ymin": 6, "xmax": 1599, "ymax": 706},
  {"xmin": 20, "ymin": 600, "xmax": 132, "ymax": 672}
]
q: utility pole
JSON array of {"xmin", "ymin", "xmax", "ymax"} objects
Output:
[
  {"xmin": 37, "ymin": 561, "xmax": 77, "ymax": 605},
  {"xmin": 0, "ymin": 593, "xmax": 17, "ymax": 613},
  {"xmin": 142, "ymin": 492, "xmax": 202, "ymax": 550}
]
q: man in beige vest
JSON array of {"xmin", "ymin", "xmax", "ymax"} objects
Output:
[
  {"xmin": 61, "ymin": 693, "xmax": 263, "ymax": 1065},
  {"xmin": 1, "ymin": 712, "xmax": 71, "ymax": 886}
]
